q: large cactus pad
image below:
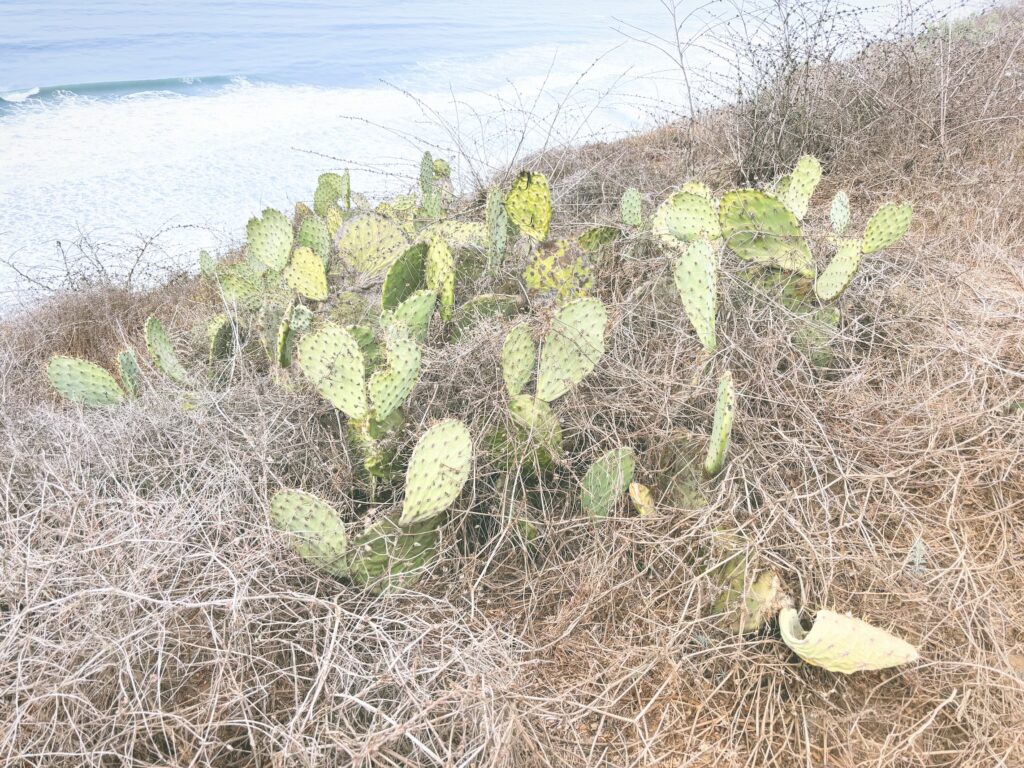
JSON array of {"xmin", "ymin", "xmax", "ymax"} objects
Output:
[
  {"xmin": 536, "ymin": 297, "xmax": 608, "ymax": 402},
  {"xmin": 703, "ymin": 370, "xmax": 735, "ymax": 476},
  {"xmin": 399, "ymin": 419, "xmax": 473, "ymax": 526},
  {"xmin": 862, "ymin": 202, "xmax": 912, "ymax": 254},
  {"xmin": 269, "ymin": 490, "xmax": 349, "ymax": 578},
  {"xmin": 504, "ymin": 171, "xmax": 552, "ymax": 241},
  {"xmin": 336, "ymin": 214, "xmax": 409, "ymax": 276},
  {"xmin": 814, "ymin": 238, "xmax": 863, "ymax": 301},
  {"xmin": 368, "ymin": 326, "xmax": 421, "ymax": 420},
  {"xmin": 581, "ymin": 447, "xmax": 635, "ymax": 519},
  {"xmin": 673, "ymin": 239, "xmax": 719, "ymax": 353},
  {"xmin": 653, "ymin": 189, "xmax": 720, "ymax": 246},
  {"xmin": 779, "ymin": 608, "xmax": 919, "ymax": 674},
  {"xmin": 246, "ymin": 208, "xmax": 293, "ymax": 271},
  {"xmin": 719, "ymin": 190, "xmax": 814, "ymax": 276},
  {"xmin": 144, "ymin": 316, "xmax": 190, "ymax": 384},
  {"xmin": 620, "ymin": 187, "xmax": 643, "ymax": 229},
  {"xmin": 47, "ymin": 356, "xmax": 125, "ymax": 406},
  {"xmin": 778, "ymin": 155, "xmax": 821, "ymax": 220},
  {"xmin": 297, "ymin": 323, "xmax": 368, "ymax": 419},
  {"xmin": 284, "ymin": 245, "xmax": 329, "ymax": 301},
  {"xmin": 381, "ymin": 243, "xmax": 427, "ymax": 310}
]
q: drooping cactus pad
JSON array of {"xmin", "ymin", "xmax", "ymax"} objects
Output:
[
  {"xmin": 814, "ymin": 238, "xmax": 863, "ymax": 301},
  {"xmin": 673, "ymin": 239, "xmax": 718, "ymax": 352},
  {"xmin": 862, "ymin": 202, "xmax": 912, "ymax": 254},
  {"xmin": 703, "ymin": 370, "xmax": 735, "ymax": 476},
  {"xmin": 778, "ymin": 155, "xmax": 821, "ymax": 220},
  {"xmin": 144, "ymin": 316, "xmax": 190, "ymax": 384}
]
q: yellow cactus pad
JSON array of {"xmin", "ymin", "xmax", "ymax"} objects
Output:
[
  {"xmin": 505, "ymin": 171, "xmax": 552, "ymax": 241},
  {"xmin": 779, "ymin": 608, "xmax": 919, "ymax": 674}
]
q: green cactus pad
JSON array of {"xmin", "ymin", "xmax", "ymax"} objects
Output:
[
  {"xmin": 862, "ymin": 202, "xmax": 912, "ymax": 254},
  {"xmin": 620, "ymin": 187, "xmax": 643, "ymax": 229},
  {"xmin": 629, "ymin": 482, "xmax": 655, "ymax": 517},
  {"xmin": 269, "ymin": 490, "xmax": 348, "ymax": 578},
  {"xmin": 653, "ymin": 189, "xmax": 720, "ymax": 246},
  {"xmin": 275, "ymin": 311, "xmax": 294, "ymax": 368},
  {"xmin": 144, "ymin": 316, "xmax": 190, "ymax": 384},
  {"xmin": 719, "ymin": 190, "xmax": 814, "ymax": 277},
  {"xmin": 486, "ymin": 188, "xmax": 508, "ymax": 266},
  {"xmin": 681, "ymin": 181, "xmax": 713, "ymax": 199},
  {"xmin": 216, "ymin": 262, "xmax": 263, "ymax": 310},
  {"xmin": 297, "ymin": 215, "xmax": 331, "ymax": 264},
  {"xmin": 581, "ymin": 447, "xmax": 635, "ymax": 519},
  {"xmin": 336, "ymin": 214, "xmax": 409, "ymax": 276},
  {"xmin": 368, "ymin": 327, "xmax": 421, "ymax": 420},
  {"xmin": 577, "ymin": 226, "xmax": 620, "ymax": 253},
  {"xmin": 779, "ymin": 608, "xmax": 919, "ymax": 674},
  {"xmin": 830, "ymin": 191, "xmax": 850, "ymax": 235},
  {"xmin": 504, "ymin": 171, "xmax": 552, "ymax": 241},
  {"xmin": 381, "ymin": 244, "xmax": 427, "ymax": 310},
  {"xmin": 347, "ymin": 324, "xmax": 380, "ymax": 374},
  {"xmin": 523, "ymin": 239, "xmax": 593, "ymax": 304},
  {"xmin": 383, "ymin": 289, "xmax": 436, "ymax": 343},
  {"xmin": 432, "ymin": 157, "xmax": 451, "ymax": 178},
  {"xmin": 284, "ymin": 245, "xmax": 329, "ymax": 301},
  {"xmin": 297, "ymin": 322, "xmax": 368, "ymax": 419},
  {"xmin": 793, "ymin": 306, "xmax": 840, "ymax": 368},
  {"xmin": 289, "ymin": 304, "xmax": 314, "ymax": 333},
  {"xmin": 711, "ymin": 567, "xmax": 784, "ymax": 634},
  {"xmin": 778, "ymin": 155, "xmax": 821, "ymax": 220},
  {"xmin": 536, "ymin": 297, "xmax": 608, "ymax": 402},
  {"xmin": 425, "ymin": 238, "xmax": 455, "ymax": 322},
  {"xmin": 418, "ymin": 150, "xmax": 435, "ymax": 194},
  {"xmin": 347, "ymin": 512, "xmax": 440, "ymax": 591},
  {"xmin": 673, "ymin": 239, "xmax": 719, "ymax": 353},
  {"xmin": 206, "ymin": 314, "xmax": 234, "ymax": 365},
  {"xmin": 814, "ymin": 238, "xmax": 863, "ymax": 301},
  {"xmin": 418, "ymin": 220, "xmax": 489, "ymax": 251},
  {"xmin": 451, "ymin": 294, "xmax": 523, "ymax": 340},
  {"xmin": 399, "ymin": 419, "xmax": 473, "ymax": 526},
  {"xmin": 501, "ymin": 324, "xmax": 536, "ymax": 398},
  {"xmin": 47, "ymin": 356, "xmax": 125, "ymax": 406},
  {"xmin": 116, "ymin": 349, "xmax": 141, "ymax": 398},
  {"xmin": 419, "ymin": 189, "xmax": 443, "ymax": 221},
  {"xmin": 198, "ymin": 250, "xmax": 216, "ymax": 280},
  {"xmin": 508, "ymin": 394, "xmax": 563, "ymax": 459},
  {"xmin": 703, "ymin": 370, "xmax": 735, "ymax": 476},
  {"xmin": 325, "ymin": 206, "xmax": 345, "ymax": 237},
  {"xmin": 246, "ymin": 208, "xmax": 293, "ymax": 271},
  {"xmin": 314, "ymin": 171, "xmax": 350, "ymax": 216}
]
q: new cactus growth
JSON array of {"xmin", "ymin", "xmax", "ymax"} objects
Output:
[
  {"xmin": 284, "ymin": 245, "xmax": 329, "ymax": 301},
  {"xmin": 504, "ymin": 171, "xmax": 552, "ymax": 242},
  {"xmin": 830, "ymin": 191, "xmax": 850, "ymax": 235},
  {"xmin": 117, "ymin": 349, "xmax": 141, "ymax": 398},
  {"xmin": 418, "ymin": 150, "xmax": 435, "ymax": 195},
  {"xmin": 297, "ymin": 323, "xmax": 368, "ymax": 419},
  {"xmin": 425, "ymin": 237, "xmax": 455, "ymax": 322},
  {"xmin": 778, "ymin": 608, "xmax": 919, "ymax": 674},
  {"xmin": 536, "ymin": 297, "xmax": 608, "ymax": 402},
  {"xmin": 778, "ymin": 155, "xmax": 822, "ymax": 220},
  {"xmin": 673, "ymin": 239, "xmax": 718, "ymax": 353},
  {"xmin": 269, "ymin": 490, "xmax": 348, "ymax": 578},
  {"xmin": 581, "ymin": 447, "xmax": 635, "ymax": 519},
  {"xmin": 144, "ymin": 316, "xmax": 190, "ymax": 384},
  {"xmin": 703, "ymin": 370, "xmax": 734, "ymax": 476},
  {"xmin": 814, "ymin": 238, "xmax": 863, "ymax": 301},
  {"xmin": 381, "ymin": 244, "xmax": 427, "ymax": 310},
  {"xmin": 246, "ymin": 208, "xmax": 293, "ymax": 271},
  {"xmin": 501, "ymin": 324, "xmax": 536, "ymax": 398},
  {"xmin": 336, "ymin": 214, "xmax": 409, "ymax": 276},
  {"xmin": 862, "ymin": 202, "xmax": 912, "ymax": 254},
  {"xmin": 620, "ymin": 187, "xmax": 643, "ymax": 229},
  {"xmin": 47, "ymin": 356, "xmax": 125, "ymax": 406},
  {"xmin": 719, "ymin": 190, "xmax": 814, "ymax": 277},
  {"xmin": 399, "ymin": 419, "xmax": 473, "ymax": 525}
]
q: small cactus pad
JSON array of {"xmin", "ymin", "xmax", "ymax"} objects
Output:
[
  {"xmin": 814, "ymin": 238, "xmax": 863, "ymax": 301},
  {"xmin": 47, "ymin": 356, "xmax": 125, "ymax": 406},
  {"xmin": 425, "ymin": 238, "xmax": 455, "ymax": 322},
  {"xmin": 502, "ymin": 324, "xmax": 536, "ymax": 398},
  {"xmin": 452, "ymin": 294, "xmax": 522, "ymax": 340},
  {"xmin": 246, "ymin": 208, "xmax": 293, "ymax": 271},
  {"xmin": 289, "ymin": 304, "xmax": 314, "ymax": 333},
  {"xmin": 830, "ymin": 191, "xmax": 850, "ymax": 235},
  {"xmin": 419, "ymin": 189, "xmax": 442, "ymax": 221},
  {"xmin": 523, "ymin": 239, "xmax": 593, "ymax": 303},
  {"xmin": 368, "ymin": 327, "xmax": 422, "ymax": 420},
  {"xmin": 673, "ymin": 239, "xmax": 719, "ymax": 353},
  {"xmin": 703, "ymin": 370, "xmax": 735, "ymax": 476},
  {"xmin": 269, "ymin": 490, "xmax": 348, "ymax": 578},
  {"xmin": 381, "ymin": 244, "xmax": 427, "ymax": 310},
  {"xmin": 778, "ymin": 155, "xmax": 821, "ymax": 220},
  {"xmin": 297, "ymin": 323, "xmax": 368, "ymax": 419},
  {"xmin": 581, "ymin": 447, "xmax": 635, "ymax": 519},
  {"xmin": 314, "ymin": 171, "xmax": 350, "ymax": 216},
  {"xmin": 628, "ymin": 482, "xmax": 655, "ymax": 517},
  {"xmin": 297, "ymin": 215, "xmax": 331, "ymax": 264},
  {"xmin": 207, "ymin": 314, "xmax": 234, "ymax": 364},
  {"xmin": 418, "ymin": 150, "xmax": 435, "ymax": 194},
  {"xmin": 504, "ymin": 171, "xmax": 552, "ymax": 241},
  {"xmin": 536, "ymin": 297, "xmax": 608, "ymax": 402},
  {"xmin": 432, "ymin": 157, "xmax": 451, "ymax": 178},
  {"xmin": 508, "ymin": 394, "xmax": 563, "ymax": 459},
  {"xmin": 653, "ymin": 189, "xmax": 720, "ymax": 246},
  {"xmin": 719, "ymin": 190, "xmax": 814, "ymax": 277},
  {"xmin": 284, "ymin": 245, "xmax": 329, "ymax": 301},
  {"xmin": 116, "ymin": 349, "xmax": 141, "ymax": 398},
  {"xmin": 620, "ymin": 187, "xmax": 643, "ymax": 229},
  {"xmin": 486, "ymin": 188, "xmax": 508, "ymax": 265},
  {"xmin": 384, "ymin": 289, "xmax": 436, "ymax": 343},
  {"xmin": 712, "ymin": 569, "xmax": 785, "ymax": 634},
  {"xmin": 399, "ymin": 419, "xmax": 473, "ymax": 526},
  {"xmin": 862, "ymin": 202, "xmax": 912, "ymax": 254},
  {"xmin": 144, "ymin": 316, "xmax": 190, "ymax": 384},
  {"xmin": 577, "ymin": 226, "xmax": 620, "ymax": 252},
  {"xmin": 325, "ymin": 206, "xmax": 345, "ymax": 237},
  {"xmin": 336, "ymin": 214, "xmax": 409, "ymax": 276},
  {"xmin": 347, "ymin": 512, "xmax": 439, "ymax": 592},
  {"xmin": 778, "ymin": 608, "xmax": 919, "ymax": 674}
]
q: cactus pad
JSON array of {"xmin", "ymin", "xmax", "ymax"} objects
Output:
[
  {"xmin": 144, "ymin": 316, "xmax": 190, "ymax": 384},
  {"xmin": 198, "ymin": 250, "xmax": 215, "ymax": 280},
  {"xmin": 418, "ymin": 150, "xmax": 435, "ymax": 194},
  {"xmin": 368, "ymin": 326, "xmax": 421, "ymax": 420},
  {"xmin": 719, "ymin": 190, "xmax": 814, "ymax": 277},
  {"xmin": 284, "ymin": 245, "xmax": 329, "ymax": 301},
  {"xmin": 581, "ymin": 447, "xmax": 635, "ymax": 519},
  {"xmin": 289, "ymin": 304, "xmax": 314, "ymax": 333},
  {"xmin": 47, "ymin": 356, "xmax": 125, "ymax": 406},
  {"xmin": 399, "ymin": 419, "xmax": 473, "ymax": 526},
  {"xmin": 504, "ymin": 171, "xmax": 552, "ymax": 241},
  {"xmin": 536, "ymin": 297, "xmax": 608, "ymax": 402},
  {"xmin": 486, "ymin": 188, "xmax": 508, "ymax": 266},
  {"xmin": 207, "ymin": 314, "xmax": 234, "ymax": 364},
  {"xmin": 703, "ymin": 370, "xmax": 735, "ymax": 476},
  {"xmin": 653, "ymin": 189, "xmax": 720, "ymax": 246},
  {"xmin": 523, "ymin": 239, "xmax": 593, "ymax": 303},
  {"xmin": 297, "ymin": 323, "xmax": 368, "ymax": 419},
  {"xmin": 314, "ymin": 171, "xmax": 350, "ymax": 216},
  {"xmin": 673, "ymin": 239, "xmax": 719, "ymax": 352},
  {"xmin": 336, "ymin": 214, "xmax": 409, "ymax": 276},
  {"xmin": 577, "ymin": 226, "xmax": 620, "ymax": 253},
  {"xmin": 628, "ymin": 482, "xmax": 655, "ymax": 517},
  {"xmin": 814, "ymin": 238, "xmax": 863, "ymax": 301},
  {"xmin": 620, "ymin": 187, "xmax": 643, "ymax": 229},
  {"xmin": 381, "ymin": 244, "xmax": 427, "ymax": 310},
  {"xmin": 712, "ymin": 568, "xmax": 785, "ymax": 634},
  {"xmin": 862, "ymin": 202, "xmax": 912, "ymax": 254},
  {"xmin": 452, "ymin": 294, "xmax": 522, "ymax": 340},
  {"xmin": 419, "ymin": 220, "xmax": 488, "ymax": 251},
  {"xmin": 269, "ymin": 490, "xmax": 348, "ymax": 578},
  {"xmin": 830, "ymin": 191, "xmax": 850, "ymax": 235},
  {"xmin": 216, "ymin": 262, "xmax": 263, "ymax": 309},
  {"xmin": 347, "ymin": 512, "xmax": 440, "ymax": 591},
  {"xmin": 246, "ymin": 208, "xmax": 293, "ymax": 271},
  {"xmin": 425, "ymin": 238, "xmax": 455, "ymax": 322},
  {"xmin": 116, "ymin": 349, "xmax": 141, "ymax": 398},
  {"xmin": 384, "ymin": 289, "xmax": 436, "ymax": 343},
  {"xmin": 508, "ymin": 394, "xmax": 563, "ymax": 459},
  {"xmin": 778, "ymin": 608, "xmax": 919, "ymax": 674},
  {"xmin": 297, "ymin": 215, "xmax": 331, "ymax": 264},
  {"xmin": 778, "ymin": 155, "xmax": 821, "ymax": 220},
  {"xmin": 501, "ymin": 324, "xmax": 536, "ymax": 398}
]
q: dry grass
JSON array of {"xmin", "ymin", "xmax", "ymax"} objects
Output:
[{"xmin": 2, "ymin": 7, "xmax": 1024, "ymax": 767}]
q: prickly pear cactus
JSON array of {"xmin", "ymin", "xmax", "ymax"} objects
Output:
[
  {"xmin": 383, "ymin": 289, "xmax": 436, "ymax": 343},
  {"xmin": 703, "ymin": 370, "xmax": 734, "ymax": 476},
  {"xmin": 778, "ymin": 608, "xmax": 919, "ymax": 674},
  {"xmin": 672, "ymin": 239, "xmax": 718, "ymax": 353},
  {"xmin": 284, "ymin": 245, "xmax": 329, "ymax": 301},
  {"xmin": 367, "ymin": 325, "xmax": 421, "ymax": 420},
  {"xmin": 246, "ymin": 208, "xmax": 293, "ymax": 271},
  {"xmin": 577, "ymin": 226, "xmax": 620, "ymax": 253},
  {"xmin": 347, "ymin": 511, "xmax": 439, "ymax": 591},
  {"xmin": 830, "ymin": 191, "xmax": 850, "ymax": 235},
  {"xmin": 419, "ymin": 220, "xmax": 488, "ymax": 251},
  {"xmin": 216, "ymin": 261, "xmax": 263, "ymax": 310},
  {"xmin": 508, "ymin": 394, "xmax": 563, "ymax": 460},
  {"xmin": 523, "ymin": 239, "xmax": 592, "ymax": 304},
  {"xmin": 814, "ymin": 238, "xmax": 863, "ymax": 301},
  {"xmin": 712, "ymin": 568, "xmax": 785, "ymax": 634},
  {"xmin": 314, "ymin": 171, "xmax": 350, "ymax": 216},
  {"xmin": 399, "ymin": 419, "xmax": 473, "ymax": 526},
  {"xmin": 719, "ymin": 190, "xmax": 814, "ymax": 277},
  {"xmin": 336, "ymin": 214, "xmax": 409, "ymax": 276},
  {"xmin": 117, "ymin": 349, "xmax": 141, "ymax": 398},
  {"xmin": 581, "ymin": 447, "xmax": 635, "ymax": 519},
  {"xmin": 289, "ymin": 304, "xmax": 314, "ymax": 333},
  {"xmin": 418, "ymin": 150, "xmax": 435, "ymax": 195},
  {"xmin": 199, "ymin": 250, "xmax": 216, "ymax": 280},
  {"xmin": 451, "ymin": 294, "xmax": 522, "ymax": 340},
  {"xmin": 297, "ymin": 323, "xmax": 368, "ymax": 419},
  {"xmin": 297, "ymin": 215, "xmax": 331, "ymax": 264},
  {"xmin": 504, "ymin": 171, "xmax": 552, "ymax": 242},
  {"xmin": 653, "ymin": 189, "xmax": 720, "ymax": 246},
  {"xmin": 47, "ymin": 356, "xmax": 125, "ymax": 406},
  {"xmin": 269, "ymin": 490, "xmax": 349, "ymax": 578},
  {"xmin": 144, "ymin": 316, "xmax": 190, "ymax": 384},
  {"xmin": 620, "ymin": 187, "xmax": 643, "ymax": 229},
  {"xmin": 778, "ymin": 155, "xmax": 821, "ymax": 220},
  {"xmin": 501, "ymin": 324, "xmax": 536, "ymax": 398},
  {"xmin": 862, "ymin": 202, "xmax": 912, "ymax": 254},
  {"xmin": 425, "ymin": 238, "xmax": 455, "ymax": 322},
  {"xmin": 536, "ymin": 297, "xmax": 608, "ymax": 402},
  {"xmin": 381, "ymin": 244, "xmax": 427, "ymax": 310},
  {"xmin": 206, "ymin": 314, "xmax": 234, "ymax": 364},
  {"xmin": 486, "ymin": 188, "xmax": 509, "ymax": 267},
  {"xmin": 628, "ymin": 482, "xmax": 655, "ymax": 517}
]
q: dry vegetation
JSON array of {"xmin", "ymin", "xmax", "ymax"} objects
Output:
[{"xmin": 2, "ymin": 6, "xmax": 1023, "ymax": 767}]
